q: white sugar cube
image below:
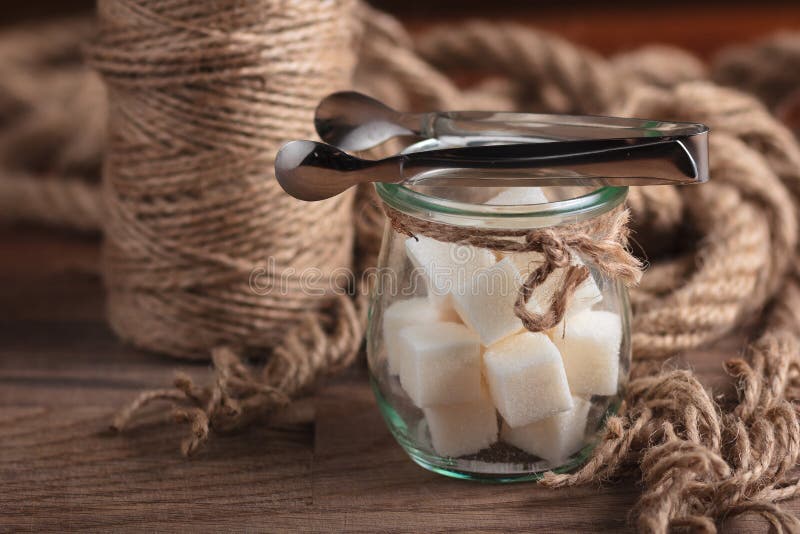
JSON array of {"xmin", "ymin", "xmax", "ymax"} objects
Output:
[
  {"xmin": 507, "ymin": 250, "xmax": 542, "ymax": 275},
  {"xmin": 383, "ymin": 298, "xmax": 453, "ymax": 375},
  {"xmin": 424, "ymin": 391, "xmax": 498, "ymax": 457},
  {"xmin": 397, "ymin": 322, "xmax": 483, "ymax": 407},
  {"xmin": 486, "ymin": 187, "xmax": 549, "ymax": 205},
  {"xmin": 483, "ymin": 332, "xmax": 573, "ymax": 427},
  {"xmin": 451, "ymin": 258, "xmax": 541, "ymax": 346},
  {"xmin": 501, "ymin": 395, "xmax": 591, "ymax": 464},
  {"xmin": 551, "ymin": 310, "xmax": 622, "ymax": 396},
  {"xmin": 438, "ymin": 303, "xmax": 462, "ymax": 324},
  {"xmin": 509, "ymin": 252, "xmax": 602, "ymax": 318},
  {"xmin": 405, "ymin": 236, "xmax": 495, "ymax": 306}
]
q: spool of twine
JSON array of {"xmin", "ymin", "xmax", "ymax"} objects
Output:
[
  {"xmin": 87, "ymin": 0, "xmax": 359, "ymax": 359},
  {"xmin": 83, "ymin": 0, "xmax": 366, "ymax": 452}
]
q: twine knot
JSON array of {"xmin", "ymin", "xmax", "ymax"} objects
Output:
[
  {"xmin": 524, "ymin": 231, "xmax": 571, "ymax": 263},
  {"xmin": 383, "ymin": 203, "xmax": 641, "ymax": 333}
]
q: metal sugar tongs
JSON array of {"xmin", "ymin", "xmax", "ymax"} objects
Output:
[{"xmin": 275, "ymin": 91, "xmax": 709, "ymax": 201}]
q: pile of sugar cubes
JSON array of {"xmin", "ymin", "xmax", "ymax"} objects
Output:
[{"xmin": 382, "ymin": 188, "xmax": 622, "ymax": 463}]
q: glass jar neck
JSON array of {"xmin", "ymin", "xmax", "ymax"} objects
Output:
[
  {"xmin": 376, "ymin": 181, "xmax": 628, "ymax": 231},
  {"xmin": 375, "ymin": 138, "xmax": 628, "ymax": 230}
]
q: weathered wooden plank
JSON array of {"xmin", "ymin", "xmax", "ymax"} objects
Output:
[{"xmin": 0, "ymin": 406, "xmax": 314, "ymax": 531}]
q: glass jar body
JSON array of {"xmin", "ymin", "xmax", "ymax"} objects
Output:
[{"xmin": 366, "ymin": 185, "xmax": 632, "ymax": 482}]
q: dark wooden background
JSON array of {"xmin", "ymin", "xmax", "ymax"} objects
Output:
[
  {"xmin": 2, "ymin": 2, "xmax": 800, "ymax": 532},
  {"xmin": 4, "ymin": 0, "xmax": 800, "ymax": 56}
]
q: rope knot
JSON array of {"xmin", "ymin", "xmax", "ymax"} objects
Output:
[
  {"xmin": 382, "ymin": 203, "xmax": 640, "ymax": 334},
  {"xmin": 526, "ymin": 230, "xmax": 572, "ymax": 267}
]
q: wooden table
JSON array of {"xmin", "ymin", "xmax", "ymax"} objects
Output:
[{"xmin": 0, "ymin": 227, "xmax": 793, "ymax": 532}]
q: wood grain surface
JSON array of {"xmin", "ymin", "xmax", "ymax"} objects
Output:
[{"xmin": 0, "ymin": 228, "xmax": 795, "ymax": 533}]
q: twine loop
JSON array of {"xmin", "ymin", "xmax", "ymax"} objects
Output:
[{"xmin": 383, "ymin": 203, "xmax": 642, "ymax": 332}]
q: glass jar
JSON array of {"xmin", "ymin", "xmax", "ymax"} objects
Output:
[{"xmin": 366, "ymin": 138, "xmax": 632, "ymax": 482}]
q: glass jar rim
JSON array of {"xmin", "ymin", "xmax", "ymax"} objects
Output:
[{"xmin": 375, "ymin": 138, "xmax": 628, "ymax": 229}]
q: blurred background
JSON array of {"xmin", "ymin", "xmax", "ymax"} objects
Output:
[{"xmin": 4, "ymin": 0, "xmax": 800, "ymax": 55}]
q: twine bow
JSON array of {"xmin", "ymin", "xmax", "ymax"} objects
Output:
[{"xmin": 383, "ymin": 203, "xmax": 642, "ymax": 333}]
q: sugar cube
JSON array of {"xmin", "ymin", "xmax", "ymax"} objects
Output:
[
  {"xmin": 501, "ymin": 395, "xmax": 591, "ymax": 464},
  {"xmin": 509, "ymin": 252, "xmax": 602, "ymax": 318},
  {"xmin": 451, "ymin": 258, "xmax": 541, "ymax": 346},
  {"xmin": 551, "ymin": 310, "xmax": 622, "ymax": 396},
  {"xmin": 405, "ymin": 236, "xmax": 495, "ymax": 306},
  {"xmin": 483, "ymin": 332, "xmax": 573, "ymax": 427},
  {"xmin": 382, "ymin": 298, "xmax": 452, "ymax": 375},
  {"xmin": 486, "ymin": 187, "xmax": 549, "ymax": 205},
  {"xmin": 397, "ymin": 322, "xmax": 483, "ymax": 407},
  {"xmin": 424, "ymin": 390, "xmax": 498, "ymax": 457},
  {"xmin": 438, "ymin": 303, "xmax": 462, "ymax": 324}
]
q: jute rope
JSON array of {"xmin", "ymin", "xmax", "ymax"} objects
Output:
[
  {"xmin": 0, "ymin": 17, "xmax": 105, "ymax": 232},
  {"xmin": 714, "ymin": 32, "xmax": 800, "ymax": 115},
  {"xmin": 5, "ymin": 6, "xmax": 800, "ymax": 531},
  {"xmin": 384, "ymin": 204, "xmax": 642, "ymax": 333}
]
